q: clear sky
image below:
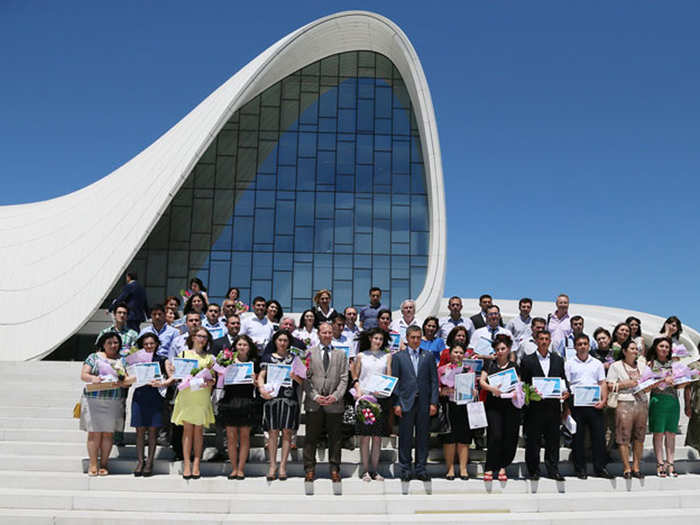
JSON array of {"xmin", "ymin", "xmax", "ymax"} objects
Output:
[{"xmin": 2, "ymin": 1, "xmax": 699, "ymax": 327}]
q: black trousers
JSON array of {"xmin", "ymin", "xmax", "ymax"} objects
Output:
[
  {"xmin": 525, "ymin": 402, "xmax": 561, "ymax": 475},
  {"xmin": 398, "ymin": 404, "xmax": 431, "ymax": 475},
  {"xmin": 303, "ymin": 409, "xmax": 343, "ymax": 473},
  {"xmin": 571, "ymin": 406, "xmax": 606, "ymax": 472},
  {"xmin": 485, "ymin": 400, "xmax": 520, "ymax": 472}
]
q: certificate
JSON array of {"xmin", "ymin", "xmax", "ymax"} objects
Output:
[
  {"xmin": 454, "ymin": 372, "xmax": 475, "ymax": 405},
  {"xmin": 573, "ymin": 385, "xmax": 601, "ymax": 406},
  {"xmin": 172, "ymin": 358, "xmax": 198, "ymax": 379},
  {"xmin": 532, "ymin": 377, "xmax": 562, "ymax": 399},
  {"xmin": 266, "ymin": 363, "xmax": 292, "ymax": 388},
  {"xmin": 487, "ymin": 367, "xmax": 518, "ymax": 393},
  {"xmin": 333, "ymin": 345, "xmax": 351, "ymax": 360},
  {"xmin": 673, "ymin": 375, "xmax": 700, "ymax": 386},
  {"xmin": 633, "ymin": 377, "xmax": 662, "ymax": 393},
  {"xmin": 389, "ymin": 332, "xmax": 401, "ymax": 350},
  {"xmin": 467, "ymin": 401, "xmax": 488, "ymax": 429},
  {"xmin": 474, "ymin": 336, "xmax": 494, "ymax": 356},
  {"xmin": 364, "ymin": 374, "xmax": 398, "ymax": 398},
  {"xmin": 127, "ymin": 362, "xmax": 161, "ymax": 387},
  {"xmin": 224, "ymin": 362, "xmax": 254, "ymax": 385},
  {"xmin": 463, "ymin": 358, "xmax": 483, "ymax": 373},
  {"xmin": 672, "ymin": 343, "xmax": 689, "ymax": 358}
]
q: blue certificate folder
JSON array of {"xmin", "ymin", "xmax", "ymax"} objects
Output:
[
  {"xmin": 532, "ymin": 377, "xmax": 562, "ymax": 398},
  {"xmin": 573, "ymin": 385, "xmax": 601, "ymax": 406},
  {"xmin": 463, "ymin": 359, "xmax": 484, "ymax": 373},
  {"xmin": 224, "ymin": 362, "xmax": 255, "ymax": 385}
]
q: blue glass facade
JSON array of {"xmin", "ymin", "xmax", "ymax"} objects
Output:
[{"xmin": 116, "ymin": 51, "xmax": 429, "ymax": 311}]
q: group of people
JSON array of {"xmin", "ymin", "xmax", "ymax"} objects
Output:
[{"xmin": 78, "ymin": 276, "xmax": 700, "ymax": 482}]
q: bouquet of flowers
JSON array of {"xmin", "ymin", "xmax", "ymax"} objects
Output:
[
  {"xmin": 96, "ymin": 357, "xmax": 126, "ymax": 382},
  {"xmin": 233, "ymin": 300, "xmax": 249, "ymax": 314},
  {"xmin": 355, "ymin": 394, "xmax": 381, "ymax": 425},
  {"xmin": 438, "ymin": 363, "xmax": 460, "ymax": 388},
  {"xmin": 178, "ymin": 361, "xmax": 214, "ymax": 391},
  {"xmin": 523, "ymin": 383, "xmax": 542, "ymax": 404},
  {"xmin": 291, "ymin": 355, "xmax": 307, "ymax": 380},
  {"xmin": 611, "ymin": 343, "xmax": 623, "ymax": 361},
  {"xmin": 216, "ymin": 348, "xmax": 236, "ymax": 367},
  {"xmin": 124, "ymin": 346, "xmax": 152, "ymax": 366},
  {"xmin": 180, "ymin": 288, "xmax": 192, "ymax": 304},
  {"xmin": 672, "ymin": 362, "xmax": 700, "ymax": 385},
  {"xmin": 672, "ymin": 343, "xmax": 690, "ymax": 358}
]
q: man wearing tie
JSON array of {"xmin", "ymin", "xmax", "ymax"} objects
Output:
[
  {"xmin": 468, "ymin": 305, "xmax": 513, "ymax": 361},
  {"xmin": 520, "ymin": 330, "xmax": 568, "ymax": 480},
  {"xmin": 303, "ymin": 323, "xmax": 349, "ymax": 482},
  {"xmin": 392, "ymin": 325, "xmax": 439, "ymax": 481}
]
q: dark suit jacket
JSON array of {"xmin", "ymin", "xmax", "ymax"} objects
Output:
[
  {"xmin": 520, "ymin": 351, "xmax": 567, "ymax": 411},
  {"xmin": 391, "ymin": 347, "xmax": 439, "ymax": 413},
  {"xmin": 110, "ymin": 280, "xmax": 149, "ymax": 322},
  {"xmin": 211, "ymin": 334, "xmax": 236, "ymax": 356},
  {"xmin": 470, "ymin": 312, "xmax": 504, "ymax": 329}
]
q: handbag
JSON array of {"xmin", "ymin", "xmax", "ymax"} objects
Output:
[
  {"xmin": 342, "ymin": 403, "xmax": 357, "ymax": 425},
  {"xmin": 73, "ymin": 401, "xmax": 81, "ymax": 419},
  {"xmin": 607, "ymin": 382, "xmax": 619, "ymax": 409},
  {"xmin": 430, "ymin": 398, "xmax": 452, "ymax": 434}
]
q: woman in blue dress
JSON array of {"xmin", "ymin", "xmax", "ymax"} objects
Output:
[{"xmin": 420, "ymin": 316, "xmax": 446, "ymax": 363}]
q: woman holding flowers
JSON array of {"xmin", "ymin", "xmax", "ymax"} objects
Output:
[
  {"xmin": 80, "ymin": 332, "xmax": 130, "ymax": 476},
  {"xmin": 293, "ymin": 309, "xmax": 319, "ymax": 348},
  {"xmin": 351, "ymin": 328, "xmax": 392, "ymax": 481},
  {"xmin": 646, "ymin": 336, "xmax": 681, "ymax": 477},
  {"xmin": 257, "ymin": 329, "xmax": 304, "ymax": 481},
  {"xmin": 606, "ymin": 340, "xmax": 649, "ymax": 479},
  {"xmin": 170, "ymin": 327, "xmax": 216, "ymax": 479},
  {"xmin": 438, "ymin": 342, "xmax": 477, "ymax": 480},
  {"xmin": 130, "ymin": 333, "xmax": 173, "ymax": 477},
  {"xmin": 217, "ymin": 334, "xmax": 260, "ymax": 479}
]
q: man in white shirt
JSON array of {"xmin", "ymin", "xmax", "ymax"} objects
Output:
[
  {"xmin": 342, "ymin": 307, "xmax": 360, "ymax": 357},
  {"xmin": 438, "ymin": 296, "xmax": 473, "ymax": 340},
  {"xmin": 170, "ymin": 312, "xmax": 202, "ymax": 361},
  {"xmin": 240, "ymin": 296, "xmax": 274, "ymax": 350},
  {"xmin": 330, "ymin": 314, "xmax": 353, "ymax": 359},
  {"xmin": 547, "ymin": 294, "xmax": 572, "ymax": 350},
  {"xmin": 564, "ymin": 334, "xmax": 612, "ymax": 479},
  {"xmin": 555, "ymin": 315, "xmax": 597, "ymax": 359},
  {"xmin": 390, "ymin": 299, "xmax": 420, "ymax": 343},
  {"xmin": 518, "ymin": 317, "xmax": 547, "ymax": 363},
  {"xmin": 468, "ymin": 305, "xmax": 513, "ymax": 361},
  {"xmin": 202, "ymin": 303, "xmax": 227, "ymax": 340},
  {"xmin": 506, "ymin": 297, "xmax": 533, "ymax": 355},
  {"xmin": 220, "ymin": 299, "xmax": 237, "ymax": 323}
]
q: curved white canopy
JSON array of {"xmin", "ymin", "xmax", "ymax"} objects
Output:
[{"xmin": 0, "ymin": 11, "xmax": 447, "ymax": 360}]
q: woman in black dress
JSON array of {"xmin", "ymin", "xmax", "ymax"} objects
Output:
[
  {"xmin": 218, "ymin": 334, "xmax": 259, "ymax": 480},
  {"xmin": 479, "ymin": 334, "xmax": 520, "ymax": 482}
]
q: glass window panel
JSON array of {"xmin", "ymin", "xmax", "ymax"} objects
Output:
[
  {"xmin": 373, "ymin": 193, "xmax": 390, "ymax": 221},
  {"xmin": 334, "ymin": 254, "xmax": 353, "ymax": 280},
  {"xmin": 354, "ymin": 253, "xmax": 371, "ymax": 269},
  {"xmin": 297, "ymin": 158, "xmax": 316, "ymax": 190},
  {"xmin": 358, "ymin": 77, "xmax": 374, "ymax": 99},
  {"xmin": 338, "ymin": 109, "xmax": 355, "ymax": 134},
  {"xmin": 294, "ymin": 253, "xmax": 312, "ymax": 263},
  {"xmin": 252, "ymin": 253, "xmax": 272, "ymax": 279},
  {"xmin": 411, "ymin": 267, "xmax": 426, "ymax": 299},
  {"xmin": 168, "ymin": 250, "xmax": 189, "ymax": 277},
  {"xmin": 390, "ymin": 280, "xmax": 409, "ymax": 310},
  {"xmin": 209, "ymin": 260, "xmax": 230, "ymax": 295},
  {"xmin": 314, "ymin": 219, "xmax": 333, "ymax": 253},
  {"xmin": 354, "ymin": 197, "xmax": 372, "ymax": 232},
  {"xmin": 251, "ymin": 280, "xmax": 272, "ymax": 301},
  {"xmin": 410, "ymin": 232, "xmax": 429, "ymax": 255},
  {"xmin": 234, "ymin": 189, "xmax": 255, "ymax": 216},
  {"xmin": 319, "ymin": 88, "xmax": 337, "ymax": 118},
  {"xmin": 298, "ymin": 132, "xmax": 316, "ymax": 157},
  {"xmin": 277, "ymin": 166, "xmax": 296, "ymax": 191},
  {"xmin": 274, "ymin": 253, "xmax": 293, "ymax": 271},
  {"xmin": 315, "ymin": 192, "xmax": 333, "ymax": 219},
  {"xmin": 282, "ymin": 75, "xmax": 300, "ymax": 99},
  {"xmin": 261, "ymin": 83, "xmax": 281, "ymax": 107},
  {"xmin": 192, "ymin": 199, "xmax": 213, "ymax": 233},
  {"xmin": 375, "ymin": 86, "xmax": 391, "ymax": 118},
  {"xmin": 393, "ymin": 108, "xmax": 410, "ymax": 135},
  {"xmin": 357, "ymin": 99, "xmax": 374, "ymax": 132},
  {"xmin": 313, "ymin": 254, "xmax": 332, "ymax": 290},
  {"xmin": 254, "ymin": 209, "xmax": 273, "ymax": 243},
  {"xmin": 280, "ymin": 99, "xmax": 299, "ymax": 132},
  {"xmin": 294, "ymin": 226, "xmax": 313, "ymax": 252},
  {"xmin": 411, "ymin": 195, "xmax": 429, "ymax": 231},
  {"xmin": 215, "ymin": 157, "xmax": 235, "ymax": 189},
  {"xmin": 375, "ymin": 151, "xmax": 390, "ymax": 185},
  {"xmin": 293, "ymin": 262, "xmax": 312, "ymax": 299},
  {"xmin": 411, "ymin": 163, "xmax": 426, "ymax": 193},
  {"xmin": 338, "ymin": 79, "xmax": 356, "ymax": 108},
  {"xmin": 231, "ymin": 252, "xmax": 251, "ymax": 283},
  {"xmin": 233, "ymin": 217, "xmax": 253, "ymax": 250},
  {"xmin": 357, "ymin": 134, "xmax": 372, "ymax": 164},
  {"xmin": 194, "ymin": 164, "xmax": 215, "ymax": 188},
  {"xmin": 355, "ymin": 165, "xmax": 372, "ymax": 192},
  {"xmin": 332, "ymin": 280, "xmax": 352, "ymax": 311},
  {"xmin": 373, "ymin": 219, "xmax": 390, "ymax": 254},
  {"xmin": 336, "ymin": 176, "xmax": 353, "ymax": 192},
  {"xmin": 319, "ymin": 117, "xmax": 336, "ymax": 132},
  {"xmin": 392, "ymin": 255, "xmax": 410, "ymax": 278},
  {"xmin": 392, "ymin": 140, "xmax": 409, "ymax": 174},
  {"xmin": 392, "ymin": 242, "xmax": 409, "ymax": 255},
  {"xmin": 339, "ymin": 52, "xmax": 357, "ymax": 77},
  {"xmin": 372, "ymin": 266, "xmax": 390, "ymax": 292},
  {"xmin": 318, "ymin": 133, "xmax": 336, "ymax": 151},
  {"xmin": 217, "ymin": 130, "xmax": 237, "ymax": 156},
  {"xmin": 336, "ymin": 193, "xmax": 353, "ymax": 209},
  {"xmin": 352, "ymin": 269, "xmax": 371, "ymax": 306},
  {"xmin": 335, "ymin": 243, "xmax": 353, "ymax": 254},
  {"xmin": 146, "ymin": 251, "xmax": 167, "ymax": 286},
  {"xmin": 391, "ymin": 205, "xmax": 410, "ymax": 243},
  {"xmin": 317, "ymin": 151, "xmax": 335, "ymax": 185},
  {"xmin": 211, "ymin": 251, "xmax": 230, "ymax": 261},
  {"xmin": 275, "ymin": 200, "xmax": 294, "ymax": 236},
  {"xmin": 273, "ymin": 271, "xmax": 292, "ymax": 310},
  {"xmin": 274, "ymin": 235, "xmax": 293, "ymax": 252},
  {"xmin": 212, "ymin": 225, "xmax": 232, "ymax": 251},
  {"xmin": 376, "ymin": 55, "xmax": 393, "ymax": 82},
  {"xmin": 321, "ymin": 54, "xmax": 339, "ymax": 76},
  {"xmin": 392, "ymin": 174, "xmax": 410, "ymax": 193},
  {"xmin": 335, "ymin": 209, "xmax": 352, "ymax": 241},
  {"xmin": 260, "ymin": 106, "xmax": 279, "ymax": 131},
  {"xmin": 278, "ymin": 132, "xmax": 297, "ymax": 165},
  {"xmin": 375, "ymin": 118, "xmax": 392, "ymax": 134},
  {"xmin": 300, "ymin": 94, "xmax": 318, "ymax": 124},
  {"xmin": 295, "ymin": 194, "xmax": 314, "ymax": 226},
  {"xmin": 336, "ymin": 142, "xmax": 354, "ymax": 174},
  {"xmin": 255, "ymin": 190, "xmax": 275, "ymax": 209}
]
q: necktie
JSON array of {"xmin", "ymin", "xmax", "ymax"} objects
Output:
[
  {"xmin": 323, "ymin": 347, "xmax": 330, "ymax": 371},
  {"xmin": 490, "ymin": 327, "xmax": 498, "ymax": 340}
]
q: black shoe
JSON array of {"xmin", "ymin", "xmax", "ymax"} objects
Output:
[
  {"xmin": 400, "ymin": 473, "xmax": 412, "ymax": 482},
  {"xmin": 191, "ymin": 474, "xmax": 201, "ymax": 480},
  {"xmin": 527, "ymin": 471, "xmax": 540, "ymax": 481},
  {"xmin": 445, "ymin": 474, "xmax": 455, "ymax": 480},
  {"xmin": 632, "ymin": 470, "xmax": 644, "ymax": 479},
  {"xmin": 415, "ymin": 472, "xmax": 431, "ymax": 482},
  {"xmin": 575, "ymin": 470, "xmax": 588, "ymax": 480},
  {"xmin": 549, "ymin": 472, "xmax": 565, "ymax": 482},
  {"xmin": 595, "ymin": 468, "xmax": 614, "ymax": 479},
  {"xmin": 182, "ymin": 474, "xmax": 191, "ymax": 480}
]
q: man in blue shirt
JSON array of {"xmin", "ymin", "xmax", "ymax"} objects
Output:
[
  {"xmin": 359, "ymin": 287, "xmax": 386, "ymax": 330},
  {"xmin": 138, "ymin": 304, "xmax": 178, "ymax": 361}
]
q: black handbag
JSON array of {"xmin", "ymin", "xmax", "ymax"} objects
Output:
[{"xmin": 430, "ymin": 398, "xmax": 452, "ymax": 434}]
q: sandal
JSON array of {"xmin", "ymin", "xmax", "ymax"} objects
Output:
[
  {"xmin": 483, "ymin": 471, "xmax": 493, "ymax": 482},
  {"xmin": 370, "ymin": 472, "xmax": 384, "ymax": 481},
  {"xmin": 87, "ymin": 466, "xmax": 98, "ymax": 477},
  {"xmin": 657, "ymin": 462, "xmax": 667, "ymax": 478},
  {"xmin": 666, "ymin": 462, "xmax": 678, "ymax": 478},
  {"xmin": 362, "ymin": 472, "xmax": 372, "ymax": 482},
  {"xmin": 98, "ymin": 468, "xmax": 109, "ymax": 476},
  {"xmin": 498, "ymin": 470, "xmax": 508, "ymax": 482}
]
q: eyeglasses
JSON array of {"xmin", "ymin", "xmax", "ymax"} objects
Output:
[{"xmin": 194, "ymin": 334, "xmax": 208, "ymax": 339}]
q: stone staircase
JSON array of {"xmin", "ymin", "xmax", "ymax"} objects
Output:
[{"xmin": 1, "ymin": 361, "xmax": 699, "ymax": 524}]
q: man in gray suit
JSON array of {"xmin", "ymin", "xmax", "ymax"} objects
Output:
[
  {"xmin": 392, "ymin": 325, "xmax": 439, "ymax": 481},
  {"xmin": 303, "ymin": 322, "xmax": 349, "ymax": 482}
]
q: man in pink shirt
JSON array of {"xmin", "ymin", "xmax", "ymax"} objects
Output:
[{"xmin": 547, "ymin": 294, "xmax": 572, "ymax": 350}]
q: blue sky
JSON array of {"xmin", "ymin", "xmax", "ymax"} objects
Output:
[{"xmin": 2, "ymin": 1, "xmax": 699, "ymax": 327}]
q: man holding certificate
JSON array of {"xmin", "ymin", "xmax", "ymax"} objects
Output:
[
  {"xmin": 564, "ymin": 333, "xmax": 612, "ymax": 479},
  {"xmin": 303, "ymin": 323, "xmax": 349, "ymax": 482},
  {"xmin": 520, "ymin": 330, "xmax": 568, "ymax": 481},
  {"xmin": 392, "ymin": 325, "xmax": 439, "ymax": 482}
]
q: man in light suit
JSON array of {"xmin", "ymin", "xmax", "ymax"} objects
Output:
[
  {"xmin": 392, "ymin": 325, "xmax": 439, "ymax": 481},
  {"xmin": 303, "ymin": 322, "xmax": 349, "ymax": 482}
]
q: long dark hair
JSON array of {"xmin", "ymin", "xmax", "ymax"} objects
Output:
[
  {"xmin": 266, "ymin": 299, "xmax": 284, "ymax": 323},
  {"xmin": 625, "ymin": 316, "xmax": 642, "ymax": 338},
  {"xmin": 190, "ymin": 277, "xmax": 207, "ymax": 292},
  {"xmin": 232, "ymin": 334, "xmax": 258, "ymax": 362},
  {"xmin": 356, "ymin": 328, "xmax": 389, "ymax": 353},
  {"xmin": 299, "ymin": 308, "xmax": 317, "ymax": 330},
  {"xmin": 612, "ymin": 323, "xmax": 631, "ymax": 345},
  {"xmin": 647, "ymin": 336, "xmax": 673, "ymax": 363},
  {"xmin": 184, "ymin": 292, "xmax": 208, "ymax": 314},
  {"xmin": 660, "ymin": 316, "xmax": 683, "ymax": 339}
]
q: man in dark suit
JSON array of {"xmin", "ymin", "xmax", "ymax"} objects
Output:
[
  {"xmin": 469, "ymin": 294, "xmax": 504, "ymax": 330},
  {"xmin": 520, "ymin": 330, "xmax": 568, "ymax": 480},
  {"xmin": 211, "ymin": 314, "xmax": 241, "ymax": 355},
  {"xmin": 303, "ymin": 323, "xmax": 348, "ymax": 482},
  {"xmin": 392, "ymin": 325, "xmax": 439, "ymax": 481},
  {"xmin": 110, "ymin": 270, "xmax": 149, "ymax": 332}
]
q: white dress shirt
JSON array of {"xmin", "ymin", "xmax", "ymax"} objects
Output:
[
  {"xmin": 240, "ymin": 315, "xmax": 274, "ymax": 348},
  {"xmin": 506, "ymin": 315, "xmax": 532, "ymax": 353},
  {"xmin": 438, "ymin": 316, "xmax": 474, "ymax": 339},
  {"xmin": 536, "ymin": 350, "xmax": 551, "ymax": 376},
  {"xmin": 468, "ymin": 326, "xmax": 514, "ymax": 355},
  {"xmin": 565, "ymin": 354, "xmax": 605, "ymax": 386},
  {"xmin": 389, "ymin": 316, "xmax": 420, "ymax": 343}
]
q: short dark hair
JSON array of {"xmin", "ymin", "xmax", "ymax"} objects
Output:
[
  {"xmin": 165, "ymin": 295, "xmax": 181, "ymax": 306},
  {"xmin": 450, "ymin": 342, "xmax": 467, "ymax": 354},
  {"xmin": 252, "ymin": 296, "xmax": 267, "ymax": 305},
  {"xmin": 207, "ymin": 302, "xmax": 220, "ymax": 311},
  {"xmin": 536, "ymin": 330, "xmax": 551, "ymax": 338},
  {"xmin": 369, "ymin": 286, "xmax": 382, "ymax": 295},
  {"xmin": 150, "ymin": 303, "xmax": 165, "ymax": 314},
  {"xmin": 136, "ymin": 332, "xmax": 160, "ymax": 349},
  {"xmin": 491, "ymin": 333, "xmax": 513, "ymax": 349},
  {"xmin": 448, "ymin": 296, "xmax": 462, "ymax": 303},
  {"xmin": 532, "ymin": 316, "xmax": 547, "ymax": 326},
  {"xmin": 518, "ymin": 297, "xmax": 533, "ymax": 307},
  {"xmin": 344, "ymin": 306, "xmax": 357, "ymax": 315},
  {"xmin": 593, "ymin": 327, "xmax": 611, "ymax": 339},
  {"xmin": 333, "ymin": 313, "xmax": 346, "ymax": 324},
  {"xmin": 620, "ymin": 338, "xmax": 638, "ymax": 360},
  {"xmin": 376, "ymin": 308, "xmax": 392, "ymax": 322},
  {"xmin": 406, "ymin": 325, "xmax": 422, "ymax": 338},
  {"xmin": 95, "ymin": 331, "xmax": 122, "ymax": 351},
  {"xmin": 479, "ymin": 294, "xmax": 492, "ymax": 302},
  {"xmin": 486, "ymin": 304, "xmax": 500, "ymax": 313},
  {"xmin": 225, "ymin": 313, "xmax": 240, "ymax": 324},
  {"xmin": 570, "ymin": 315, "xmax": 584, "ymax": 323},
  {"xmin": 300, "ymin": 308, "xmax": 318, "ymax": 329},
  {"xmin": 114, "ymin": 302, "xmax": 129, "ymax": 314},
  {"xmin": 126, "ymin": 270, "xmax": 138, "ymax": 281},
  {"xmin": 271, "ymin": 329, "xmax": 293, "ymax": 349},
  {"xmin": 574, "ymin": 333, "xmax": 590, "ymax": 344}
]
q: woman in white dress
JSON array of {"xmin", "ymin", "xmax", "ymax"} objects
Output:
[
  {"xmin": 351, "ymin": 328, "xmax": 392, "ymax": 481},
  {"xmin": 293, "ymin": 309, "xmax": 319, "ymax": 349}
]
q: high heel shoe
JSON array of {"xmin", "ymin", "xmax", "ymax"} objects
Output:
[
  {"xmin": 142, "ymin": 460, "xmax": 153, "ymax": 478},
  {"xmin": 133, "ymin": 461, "xmax": 144, "ymax": 477}
]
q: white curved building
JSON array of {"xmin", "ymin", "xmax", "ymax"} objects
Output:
[{"xmin": 0, "ymin": 11, "xmax": 696, "ymax": 362}]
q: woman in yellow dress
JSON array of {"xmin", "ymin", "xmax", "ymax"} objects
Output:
[{"xmin": 169, "ymin": 327, "xmax": 216, "ymax": 479}]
